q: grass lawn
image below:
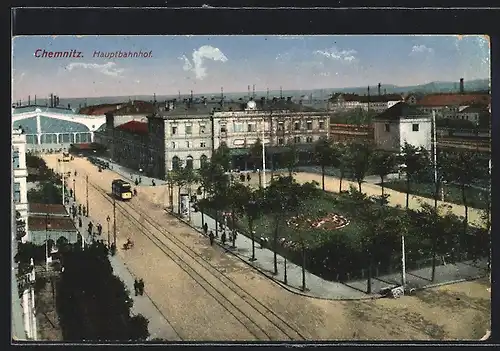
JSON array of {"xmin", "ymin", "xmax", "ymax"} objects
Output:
[{"xmin": 381, "ymin": 180, "xmax": 489, "ymax": 210}]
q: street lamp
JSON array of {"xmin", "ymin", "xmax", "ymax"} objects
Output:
[
  {"xmin": 106, "ymin": 215, "xmax": 111, "ymax": 248},
  {"xmin": 73, "ymin": 178, "xmax": 76, "ymax": 201},
  {"xmin": 261, "ymin": 115, "xmax": 267, "ymax": 189},
  {"xmin": 113, "ymin": 197, "xmax": 117, "ymax": 248},
  {"xmin": 86, "ymin": 175, "xmax": 89, "ymax": 217},
  {"xmin": 45, "ymin": 213, "xmax": 51, "ymax": 271}
]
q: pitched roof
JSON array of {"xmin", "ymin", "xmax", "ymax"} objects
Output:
[
  {"xmin": 331, "ymin": 93, "xmax": 403, "ymax": 103},
  {"xmin": 115, "ymin": 120, "xmax": 149, "ymax": 135},
  {"xmin": 29, "ymin": 203, "xmax": 68, "ymax": 216},
  {"xmin": 373, "ymin": 102, "xmax": 428, "ymax": 121},
  {"xmin": 417, "ymin": 93, "xmax": 490, "ymax": 107},
  {"xmin": 28, "ymin": 215, "xmax": 77, "ymax": 231}
]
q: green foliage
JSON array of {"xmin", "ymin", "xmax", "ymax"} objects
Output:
[
  {"xmin": 347, "ymin": 141, "xmax": 374, "ymax": 191},
  {"xmin": 211, "ymin": 142, "xmax": 231, "ymax": 172},
  {"xmin": 435, "ymin": 118, "xmax": 476, "ymax": 129},
  {"xmin": 26, "ymin": 155, "xmax": 62, "ymax": 183},
  {"xmin": 282, "ymin": 143, "xmax": 300, "ymax": 177},
  {"xmin": 329, "ymin": 107, "xmax": 378, "ymax": 125},
  {"xmin": 248, "ymin": 138, "xmax": 263, "ymax": 168},
  {"xmin": 56, "ymin": 241, "xmax": 149, "ymax": 341},
  {"xmin": 27, "ymin": 181, "xmax": 63, "ymax": 204}
]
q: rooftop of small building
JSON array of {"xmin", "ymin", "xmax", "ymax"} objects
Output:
[
  {"xmin": 28, "ymin": 215, "xmax": 77, "ymax": 231},
  {"xmin": 29, "ymin": 203, "xmax": 69, "ymax": 216},
  {"xmin": 373, "ymin": 102, "xmax": 431, "ymax": 121}
]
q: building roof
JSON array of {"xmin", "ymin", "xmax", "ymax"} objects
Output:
[
  {"xmin": 114, "ymin": 100, "xmax": 156, "ymax": 116},
  {"xmin": 29, "ymin": 203, "xmax": 68, "ymax": 216},
  {"xmin": 331, "ymin": 93, "xmax": 403, "ymax": 103},
  {"xmin": 69, "ymin": 142, "xmax": 102, "ymax": 150},
  {"xmin": 373, "ymin": 102, "xmax": 429, "ymax": 121},
  {"xmin": 459, "ymin": 104, "xmax": 489, "ymax": 114},
  {"xmin": 78, "ymin": 103, "xmax": 121, "ymax": 116},
  {"xmin": 28, "ymin": 215, "xmax": 77, "ymax": 231},
  {"xmin": 115, "ymin": 120, "xmax": 149, "ymax": 135},
  {"xmin": 417, "ymin": 93, "xmax": 490, "ymax": 107}
]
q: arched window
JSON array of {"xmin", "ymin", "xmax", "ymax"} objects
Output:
[
  {"xmin": 186, "ymin": 155, "xmax": 194, "ymax": 169},
  {"xmin": 172, "ymin": 156, "xmax": 180, "ymax": 170},
  {"xmin": 200, "ymin": 154, "xmax": 208, "ymax": 166}
]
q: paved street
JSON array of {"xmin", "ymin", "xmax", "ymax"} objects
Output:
[{"xmin": 65, "ymin": 195, "xmax": 180, "ymax": 340}]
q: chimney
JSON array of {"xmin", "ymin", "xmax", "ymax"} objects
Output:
[
  {"xmin": 378, "ymin": 83, "xmax": 381, "ymax": 96},
  {"xmin": 280, "ymin": 86, "xmax": 283, "ymax": 99},
  {"xmin": 384, "ymin": 88, "xmax": 387, "ymax": 95},
  {"xmin": 34, "ymin": 95, "xmax": 36, "ymax": 105},
  {"xmin": 247, "ymin": 85, "xmax": 251, "ymax": 100},
  {"xmin": 28, "ymin": 95, "xmax": 30, "ymax": 105},
  {"xmin": 50, "ymin": 93, "xmax": 53, "ymax": 108},
  {"xmin": 266, "ymin": 88, "xmax": 269, "ymax": 100},
  {"xmin": 190, "ymin": 90, "xmax": 194, "ymax": 102},
  {"xmin": 460, "ymin": 78, "xmax": 464, "ymax": 93},
  {"xmin": 178, "ymin": 90, "xmax": 181, "ymax": 101},
  {"xmin": 221, "ymin": 87, "xmax": 224, "ymax": 100},
  {"xmin": 252, "ymin": 84, "xmax": 255, "ymax": 99}
]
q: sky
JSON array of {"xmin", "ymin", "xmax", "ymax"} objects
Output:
[{"xmin": 12, "ymin": 35, "xmax": 490, "ymax": 100}]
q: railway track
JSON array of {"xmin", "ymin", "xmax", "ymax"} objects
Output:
[{"xmin": 85, "ymin": 176, "xmax": 306, "ymax": 341}]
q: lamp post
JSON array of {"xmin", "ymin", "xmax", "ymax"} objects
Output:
[
  {"xmin": 113, "ymin": 197, "xmax": 117, "ymax": 248},
  {"xmin": 45, "ymin": 213, "xmax": 51, "ymax": 271},
  {"xmin": 106, "ymin": 215, "xmax": 111, "ymax": 248},
  {"xmin": 73, "ymin": 178, "xmax": 76, "ymax": 201},
  {"xmin": 86, "ymin": 175, "xmax": 89, "ymax": 217},
  {"xmin": 432, "ymin": 111, "xmax": 438, "ymax": 209},
  {"xmin": 261, "ymin": 116, "xmax": 267, "ymax": 189}
]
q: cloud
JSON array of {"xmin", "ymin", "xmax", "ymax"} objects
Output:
[
  {"xmin": 410, "ymin": 44, "xmax": 434, "ymax": 54},
  {"xmin": 313, "ymin": 47, "xmax": 357, "ymax": 62},
  {"xmin": 64, "ymin": 62, "xmax": 124, "ymax": 77},
  {"xmin": 180, "ymin": 45, "xmax": 228, "ymax": 80}
]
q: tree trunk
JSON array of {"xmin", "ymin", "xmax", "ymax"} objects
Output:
[
  {"xmin": 406, "ymin": 178, "xmax": 411, "ymax": 209},
  {"xmin": 215, "ymin": 210, "xmax": 219, "ymax": 237},
  {"xmin": 321, "ymin": 165, "xmax": 325, "ymax": 191},
  {"xmin": 431, "ymin": 234, "xmax": 437, "ymax": 282},
  {"xmin": 358, "ymin": 181, "xmax": 362, "ymax": 193},
  {"xmin": 301, "ymin": 244, "xmax": 306, "ymax": 291},
  {"xmin": 367, "ymin": 252, "xmax": 373, "ymax": 294},
  {"xmin": 380, "ymin": 175, "xmax": 384, "ymax": 197},
  {"xmin": 273, "ymin": 222, "xmax": 279, "ymax": 275},
  {"xmin": 201, "ymin": 189, "xmax": 206, "ymax": 227},
  {"xmin": 177, "ymin": 188, "xmax": 181, "ymax": 214},
  {"xmin": 249, "ymin": 219, "xmax": 256, "ymax": 261},
  {"xmin": 461, "ymin": 183, "xmax": 468, "ymax": 259},
  {"xmin": 231, "ymin": 211, "xmax": 236, "ymax": 248},
  {"xmin": 339, "ymin": 174, "xmax": 343, "ymax": 193}
]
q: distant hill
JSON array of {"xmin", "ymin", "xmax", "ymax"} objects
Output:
[{"xmin": 29, "ymin": 78, "xmax": 489, "ymax": 109}]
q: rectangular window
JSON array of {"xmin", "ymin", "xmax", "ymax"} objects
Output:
[
  {"xmin": 233, "ymin": 122, "xmax": 243, "ymax": 132},
  {"xmin": 412, "ymin": 124, "xmax": 419, "ymax": 132},
  {"xmin": 185, "ymin": 125, "xmax": 192, "ymax": 134},
  {"xmin": 277, "ymin": 122, "xmax": 284, "ymax": 131},
  {"xmin": 385, "ymin": 124, "xmax": 390, "ymax": 132},
  {"xmin": 306, "ymin": 136, "xmax": 313, "ymax": 143},
  {"xmin": 200, "ymin": 142, "xmax": 206, "ymax": 148},
  {"xmin": 13, "ymin": 149, "xmax": 20, "ymax": 168},
  {"xmin": 186, "ymin": 141, "xmax": 190, "ymax": 148},
  {"xmin": 171, "ymin": 126, "xmax": 177, "ymax": 135},
  {"xmin": 306, "ymin": 121, "xmax": 313, "ymax": 130},
  {"xmin": 247, "ymin": 123, "xmax": 255, "ymax": 132},
  {"xmin": 319, "ymin": 121, "xmax": 325, "ymax": 130},
  {"xmin": 14, "ymin": 182, "xmax": 21, "ymax": 203},
  {"xmin": 220, "ymin": 126, "xmax": 227, "ymax": 133},
  {"xmin": 294, "ymin": 122, "xmax": 300, "ymax": 130},
  {"xmin": 199, "ymin": 125, "xmax": 206, "ymax": 134},
  {"xmin": 278, "ymin": 138, "xmax": 284, "ymax": 145},
  {"xmin": 172, "ymin": 142, "xmax": 176, "ymax": 149},
  {"xmin": 294, "ymin": 136, "xmax": 301, "ymax": 143}
]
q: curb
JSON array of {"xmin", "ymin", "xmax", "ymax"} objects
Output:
[{"xmin": 169, "ymin": 211, "xmax": 382, "ymax": 301}]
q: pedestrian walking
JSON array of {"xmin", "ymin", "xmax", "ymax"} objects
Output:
[
  {"xmin": 78, "ymin": 204, "xmax": 82, "ymax": 215},
  {"xmin": 152, "ymin": 179, "xmax": 155, "ymax": 186},
  {"xmin": 246, "ymin": 173, "xmax": 251, "ymax": 182},
  {"xmin": 78, "ymin": 217, "xmax": 82, "ymax": 228},
  {"xmin": 209, "ymin": 231, "xmax": 215, "ymax": 246},
  {"xmin": 221, "ymin": 231, "xmax": 227, "ymax": 245},
  {"xmin": 203, "ymin": 222, "xmax": 208, "ymax": 235},
  {"xmin": 240, "ymin": 174, "xmax": 245, "ymax": 182},
  {"xmin": 133, "ymin": 279, "xmax": 139, "ymax": 296},
  {"xmin": 138, "ymin": 279, "xmax": 145, "ymax": 295},
  {"xmin": 69, "ymin": 188, "xmax": 73, "ymax": 198},
  {"xmin": 135, "ymin": 179, "xmax": 139, "ymax": 186},
  {"xmin": 74, "ymin": 171, "xmax": 77, "ymax": 177},
  {"xmin": 82, "ymin": 205, "xmax": 86, "ymax": 216},
  {"xmin": 133, "ymin": 188, "xmax": 137, "ymax": 196}
]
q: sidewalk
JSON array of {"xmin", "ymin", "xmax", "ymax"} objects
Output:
[{"xmin": 65, "ymin": 195, "xmax": 179, "ymax": 340}]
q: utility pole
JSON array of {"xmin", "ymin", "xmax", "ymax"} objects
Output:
[
  {"xmin": 432, "ymin": 111, "xmax": 438, "ymax": 209},
  {"xmin": 262, "ymin": 116, "xmax": 267, "ymax": 188},
  {"xmin": 86, "ymin": 175, "xmax": 89, "ymax": 217},
  {"xmin": 401, "ymin": 234, "xmax": 406, "ymax": 288},
  {"xmin": 61, "ymin": 161, "xmax": 65, "ymax": 206}
]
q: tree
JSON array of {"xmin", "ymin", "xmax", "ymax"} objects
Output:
[
  {"xmin": 241, "ymin": 186, "xmax": 265, "ymax": 261},
  {"xmin": 56, "ymin": 241, "xmax": 149, "ymax": 341},
  {"xmin": 172, "ymin": 163, "xmax": 187, "ymax": 215},
  {"xmin": 211, "ymin": 142, "xmax": 231, "ymax": 172},
  {"xmin": 165, "ymin": 171, "xmax": 176, "ymax": 212},
  {"xmin": 397, "ymin": 142, "xmax": 430, "ymax": 209},
  {"xmin": 441, "ymin": 150, "xmax": 481, "ymax": 240},
  {"xmin": 249, "ymin": 138, "xmax": 264, "ymax": 187},
  {"xmin": 314, "ymin": 137, "xmax": 334, "ymax": 191},
  {"xmin": 27, "ymin": 182, "xmax": 63, "ymax": 204},
  {"xmin": 348, "ymin": 141, "xmax": 373, "ymax": 193},
  {"xmin": 282, "ymin": 143, "xmax": 299, "ymax": 178},
  {"xmin": 196, "ymin": 161, "xmax": 215, "ymax": 227},
  {"xmin": 371, "ymin": 150, "xmax": 397, "ymax": 198},
  {"xmin": 336, "ymin": 143, "xmax": 350, "ymax": 193}
]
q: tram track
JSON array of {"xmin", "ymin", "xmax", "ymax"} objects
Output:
[{"xmin": 85, "ymin": 175, "xmax": 307, "ymax": 341}]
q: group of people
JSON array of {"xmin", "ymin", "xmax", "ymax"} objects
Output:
[
  {"xmin": 133, "ymin": 278, "xmax": 145, "ymax": 296},
  {"xmin": 204, "ymin": 222, "xmax": 237, "ymax": 247}
]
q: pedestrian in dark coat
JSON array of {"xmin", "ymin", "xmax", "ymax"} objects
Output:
[
  {"xmin": 133, "ymin": 279, "xmax": 139, "ymax": 296},
  {"xmin": 138, "ymin": 279, "xmax": 145, "ymax": 295},
  {"xmin": 209, "ymin": 231, "xmax": 215, "ymax": 246},
  {"xmin": 246, "ymin": 173, "xmax": 251, "ymax": 182},
  {"xmin": 78, "ymin": 217, "xmax": 82, "ymax": 228},
  {"xmin": 221, "ymin": 231, "xmax": 227, "ymax": 245},
  {"xmin": 203, "ymin": 223, "xmax": 208, "ymax": 235}
]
